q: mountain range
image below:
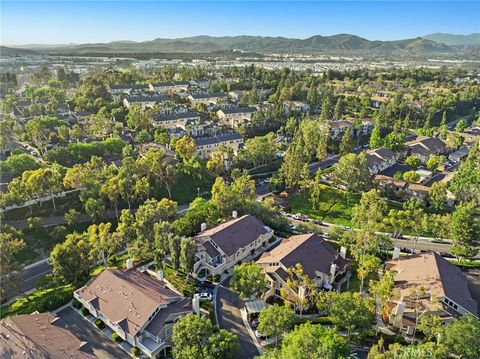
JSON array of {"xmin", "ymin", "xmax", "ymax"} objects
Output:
[
  {"xmin": 423, "ymin": 33, "xmax": 480, "ymax": 46},
  {"xmin": 5, "ymin": 33, "xmax": 479, "ymax": 56}
]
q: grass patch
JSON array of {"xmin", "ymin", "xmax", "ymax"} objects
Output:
[
  {"xmin": 155, "ymin": 173, "xmax": 214, "ymax": 204},
  {"xmin": 287, "ymin": 185, "xmax": 360, "ymax": 226},
  {"xmin": 163, "ymin": 263, "xmax": 198, "ymax": 297},
  {"xmin": 449, "ymin": 259, "xmax": 480, "ymax": 270},
  {"xmin": 287, "ymin": 184, "xmax": 403, "ymax": 227},
  {"xmin": 16, "ymin": 221, "xmax": 93, "ymax": 265},
  {"xmin": 0, "ymin": 284, "xmax": 74, "ymax": 319},
  {"xmin": 3, "ymin": 192, "xmax": 82, "ymax": 220},
  {"xmin": 346, "ymin": 264, "xmax": 378, "ymax": 293}
]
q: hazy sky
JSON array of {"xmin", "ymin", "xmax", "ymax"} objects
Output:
[{"xmin": 2, "ymin": 1, "xmax": 479, "ymax": 45}]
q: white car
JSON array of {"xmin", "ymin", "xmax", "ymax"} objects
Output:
[
  {"xmin": 194, "ymin": 292, "xmax": 213, "ymax": 301},
  {"xmin": 255, "ymin": 330, "xmax": 267, "ymax": 339}
]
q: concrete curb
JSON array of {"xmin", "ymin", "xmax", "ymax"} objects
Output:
[{"xmin": 240, "ymin": 307, "xmax": 262, "ymax": 355}]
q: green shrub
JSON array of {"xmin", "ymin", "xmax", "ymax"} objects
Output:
[
  {"xmin": 112, "ymin": 332, "xmax": 123, "ymax": 343},
  {"xmin": 27, "ymin": 217, "xmax": 43, "ymax": 230},
  {"xmin": 72, "ymin": 299, "xmax": 83, "ymax": 309},
  {"xmin": 268, "ymin": 236, "xmax": 277, "ymax": 243},
  {"xmin": 95, "ymin": 319, "xmax": 105, "ymax": 329},
  {"xmin": 80, "ymin": 306, "xmax": 89, "ymax": 316},
  {"xmin": 213, "ymin": 274, "xmax": 221, "ymax": 283},
  {"xmin": 131, "ymin": 346, "xmax": 140, "ymax": 357}
]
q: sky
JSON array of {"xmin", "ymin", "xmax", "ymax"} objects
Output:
[{"xmin": 1, "ymin": 1, "xmax": 479, "ymax": 45}]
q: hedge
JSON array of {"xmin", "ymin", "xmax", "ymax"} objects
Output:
[
  {"xmin": 95, "ymin": 319, "xmax": 105, "ymax": 329},
  {"xmin": 112, "ymin": 332, "xmax": 123, "ymax": 343},
  {"xmin": 80, "ymin": 306, "xmax": 90, "ymax": 316},
  {"xmin": 72, "ymin": 299, "xmax": 83, "ymax": 309},
  {"xmin": 131, "ymin": 347, "xmax": 140, "ymax": 357}
]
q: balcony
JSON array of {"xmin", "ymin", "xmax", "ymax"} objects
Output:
[{"xmin": 137, "ymin": 335, "xmax": 169, "ymax": 357}]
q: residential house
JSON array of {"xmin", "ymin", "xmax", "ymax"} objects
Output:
[
  {"xmin": 155, "ymin": 111, "xmax": 201, "ymax": 130},
  {"xmin": 74, "ymin": 268, "xmax": 192, "ymax": 358},
  {"xmin": 194, "ymin": 214, "xmax": 274, "ymax": 276},
  {"xmin": 330, "ymin": 120, "xmax": 353, "ymax": 139},
  {"xmin": 366, "ymin": 147, "xmax": 398, "ymax": 174},
  {"xmin": 404, "ymin": 183, "xmax": 430, "ymax": 200},
  {"xmin": 187, "ymin": 92, "xmax": 225, "ymax": 106},
  {"xmin": 228, "ymin": 90, "xmax": 245, "ymax": 102},
  {"xmin": 257, "ymin": 234, "xmax": 349, "ymax": 300},
  {"xmin": 150, "ymin": 82, "xmax": 189, "ymax": 94},
  {"xmin": 359, "ymin": 118, "xmax": 375, "ymax": 136},
  {"xmin": 109, "ymin": 84, "xmax": 150, "ymax": 100},
  {"xmin": 0, "ymin": 312, "xmax": 96, "ymax": 359},
  {"xmin": 194, "ymin": 132, "xmax": 243, "ymax": 159},
  {"xmin": 190, "ymin": 77, "xmax": 213, "ymax": 89},
  {"xmin": 217, "ymin": 107, "xmax": 256, "ymax": 128},
  {"xmin": 407, "ymin": 137, "xmax": 447, "ymax": 163},
  {"xmin": 123, "ymin": 95, "xmax": 170, "ymax": 109},
  {"xmin": 374, "ymin": 174, "xmax": 407, "ymax": 194},
  {"xmin": 448, "ymin": 146, "xmax": 470, "ymax": 163},
  {"xmin": 386, "ymin": 252, "xmax": 479, "ymax": 336},
  {"xmin": 284, "ymin": 101, "xmax": 311, "ymax": 113}
]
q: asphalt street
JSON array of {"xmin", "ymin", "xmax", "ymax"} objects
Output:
[
  {"xmin": 216, "ymin": 277, "xmax": 260, "ymax": 359},
  {"xmin": 55, "ymin": 306, "xmax": 129, "ymax": 359}
]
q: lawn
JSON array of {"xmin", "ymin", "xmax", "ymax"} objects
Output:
[
  {"xmin": 154, "ymin": 173, "xmax": 214, "ymax": 205},
  {"xmin": 287, "ymin": 184, "xmax": 403, "ymax": 227},
  {"xmin": 346, "ymin": 264, "xmax": 378, "ymax": 293},
  {"xmin": 162, "ymin": 262, "xmax": 198, "ymax": 297},
  {"xmin": 287, "ymin": 185, "xmax": 360, "ymax": 226},
  {"xmin": 16, "ymin": 221, "xmax": 94, "ymax": 265},
  {"xmin": 0, "ymin": 284, "xmax": 75, "ymax": 319}
]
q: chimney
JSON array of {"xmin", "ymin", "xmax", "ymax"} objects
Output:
[
  {"xmin": 393, "ymin": 300, "xmax": 406, "ymax": 328},
  {"xmin": 126, "ymin": 258, "xmax": 133, "ymax": 270},
  {"xmin": 329, "ymin": 263, "xmax": 337, "ymax": 284},
  {"xmin": 232, "ymin": 211, "xmax": 238, "ymax": 219},
  {"xmin": 340, "ymin": 246, "xmax": 347, "ymax": 259},
  {"xmin": 157, "ymin": 270, "xmax": 164, "ymax": 281},
  {"xmin": 200, "ymin": 222, "xmax": 207, "ymax": 232},
  {"xmin": 392, "ymin": 247, "xmax": 401, "ymax": 260},
  {"xmin": 192, "ymin": 296, "xmax": 200, "ymax": 315},
  {"xmin": 298, "ymin": 286, "xmax": 306, "ymax": 300}
]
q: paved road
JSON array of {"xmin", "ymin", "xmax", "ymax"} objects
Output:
[
  {"xmin": 216, "ymin": 277, "xmax": 260, "ymax": 359},
  {"xmin": 19, "ymin": 261, "xmax": 52, "ymax": 294},
  {"xmin": 7, "ymin": 204, "xmax": 190, "ymax": 229},
  {"xmin": 55, "ymin": 306, "xmax": 129, "ymax": 359},
  {"xmin": 288, "ymin": 218, "xmax": 452, "ymax": 253}
]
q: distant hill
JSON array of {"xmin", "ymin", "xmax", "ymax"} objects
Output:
[
  {"xmin": 0, "ymin": 46, "xmax": 37, "ymax": 56},
  {"xmin": 423, "ymin": 33, "xmax": 480, "ymax": 46},
  {"xmin": 9, "ymin": 34, "xmax": 455, "ymax": 55}
]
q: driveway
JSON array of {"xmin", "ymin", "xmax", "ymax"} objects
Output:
[
  {"xmin": 216, "ymin": 277, "xmax": 260, "ymax": 359},
  {"xmin": 55, "ymin": 306, "xmax": 129, "ymax": 359}
]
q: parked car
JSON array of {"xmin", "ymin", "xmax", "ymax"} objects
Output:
[
  {"xmin": 294, "ymin": 213, "xmax": 309, "ymax": 222},
  {"xmin": 194, "ymin": 292, "xmax": 213, "ymax": 302},
  {"xmin": 440, "ymin": 252, "xmax": 455, "ymax": 259},
  {"xmin": 288, "ymin": 223, "xmax": 296, "ymax": 230},
  {"xmin": 250, "ymin": 319, "xmax": 259, "ymax": 329},
  {"xmin": 255, "ymin": 330, "xmax": 267, "ymax": 340}
]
